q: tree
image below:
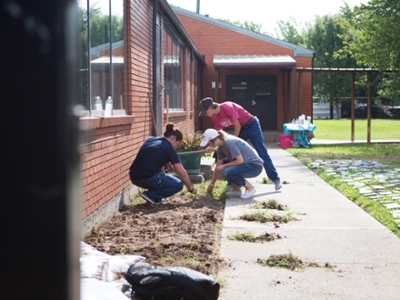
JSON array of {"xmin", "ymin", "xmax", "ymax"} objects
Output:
[
  {"xmin": 274, "ymin": 17, "xmax": 309, "ymax": 45},
  {"xmin": 305, "ymin": 13, "xmax": 360, "ymax": 118},
  {"xmin": 338, "ymin": 0, "xmax": 400, "ymax": 100}
]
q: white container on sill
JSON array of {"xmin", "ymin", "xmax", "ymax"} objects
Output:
[
  {"xmin": 94, "ymin": 96, "xmax": 102, "ymax": 111},
  {"xmin": 104, "ymin": 96, "xmax": 113, "ymax": 117}
]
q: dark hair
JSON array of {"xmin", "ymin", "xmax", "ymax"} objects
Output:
[
  {"xmin": 164, "ymin": 122, "xmax": 183, "ymax": 141},
  {"xmin": 217, "ymin": 130, "xmax": 227, "ymax": 141}
]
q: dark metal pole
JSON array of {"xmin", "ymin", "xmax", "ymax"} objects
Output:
[
  {"xmin": 153, "ymin": 0, "xmax": 162, "ymax": 135},
  {"xmin": 1, "ymin": 1, "xmax": 81, "ymax": 298}
]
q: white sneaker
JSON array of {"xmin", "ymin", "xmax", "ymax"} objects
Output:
[
  {"xmin": 227, "ymin": 190, "xmax": 242, "ymax": 198},
  {"xmin": 274, "ymin": 180, "xmax": 282, "ymax": 191},
  {"xmin": 240, "ymin": 188, "xmax": 256, "ymax": 200}
]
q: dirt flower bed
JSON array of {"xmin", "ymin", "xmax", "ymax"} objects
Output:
[{"xmin": 84, "ymin": 193, "xmax": 226, "ymax": 276}]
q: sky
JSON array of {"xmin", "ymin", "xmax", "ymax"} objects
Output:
[{"xmin": 166, "ymin": 0, "xmax": 370, "ymax": 36}]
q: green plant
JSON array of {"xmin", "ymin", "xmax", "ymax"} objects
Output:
[{"xmin": 177, "ymin": 132, "xmax": 205, "ymax": 151}]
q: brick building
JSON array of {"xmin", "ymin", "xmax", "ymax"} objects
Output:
[{"xmin": 172, "ymin": 5, "xmax": 315, "ymax": 137}]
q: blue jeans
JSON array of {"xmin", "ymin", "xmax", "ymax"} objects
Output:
[
  {"xmin": 222, "ymin": 163, "xmax": 263, "ymax": 187},
  {"xmin": 130, "ymin": 172, "xmax": 183, "ymax": 201},
  {"xmin": 239, "ymin": 117, "xmax": 280, "ymax": 182}
]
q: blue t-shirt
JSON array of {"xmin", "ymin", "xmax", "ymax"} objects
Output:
[{"xmin": 129, "ymin": 136, "xmax": 181, "ymax": 180}]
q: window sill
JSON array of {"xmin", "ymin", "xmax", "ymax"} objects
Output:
[
  {"xmin": 80, "ymin": 115, "xmax": 134, "ymax": 129},
  {"xmin": 164, "ymin": 110, "xmax": 190, "ymax": 118}
]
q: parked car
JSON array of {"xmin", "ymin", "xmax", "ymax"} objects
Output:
[{"xmin": 341, "ymin": 103, "xmax": 390, "ymax": 119}]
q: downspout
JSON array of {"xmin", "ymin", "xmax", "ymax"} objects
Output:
[
  {"xmin": 199, "ymin": 56, "xmax": 205, "ymax": 131},
  {"xmin": 291, "ymin": 66, "xmax": 295, "ymax": 119},
  {"xmin": 214, "ymin": 68, "xmax": 219, "ymax": 102},
  {"xmin": 152, "ymin": 0, "xmax": 162, "ymax": 135}
]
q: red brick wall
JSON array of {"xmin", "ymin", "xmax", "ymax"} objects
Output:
[
  {"xmin": 80, "ymin": 117, "xmax": 135, "ymax": 218},
  {"xmin": 79, "ymin": 1, "xmax": 198, "ymax": 233}
]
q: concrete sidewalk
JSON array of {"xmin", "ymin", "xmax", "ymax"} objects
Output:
[{"xmin": 217, "ymin": 142, "xmax": 400, "ymax": 300}]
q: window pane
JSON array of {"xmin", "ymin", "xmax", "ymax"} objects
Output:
[
  {"xmin": 164, "ymin": 28, "xmax": 173, "ymax": 110},
  {"xmin": 77, "ymin": 0, "xmax": 89, "ymax": 109},
  {"xmin": 231, "ymin": 81, "xmax": 248, "ymax": 102},
  {"xmin": 77, "ymin": 0, "xmax": 125, "ymax": 116},
  {"xmin": 111, "ymin": 0, "xmax": 124, "ymax": 110},
  {"xmin": 163, "ymin": 25, "xmax": 183, "ymax": 111},
  {"xmin": 90, "ymin": 0, "xmax": 110, "ymax": 111}
]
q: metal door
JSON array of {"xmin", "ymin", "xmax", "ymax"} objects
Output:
[{"xmin": 226, "ymin": 75, "xmax": 277, "ymax": 130}]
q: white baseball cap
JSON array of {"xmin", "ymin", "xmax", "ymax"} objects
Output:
[{"xmin": 200, "ymin": 129, "xmax": 219, "ymax": 147}]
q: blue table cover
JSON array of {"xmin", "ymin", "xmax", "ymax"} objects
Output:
[{"xmin": 283, "ymin": 123, "xmax": 316, "ymax": 147}]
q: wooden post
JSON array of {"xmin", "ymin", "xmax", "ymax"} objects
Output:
[
  {"xmin": 351, "ymin": 72, "xmax": 355, "ymax": 142},
  {"xmin": 367, "ymin": 72, "xmax": 371, "ymax": 143},
  {"xmin": 298, "ymin": 71, "xmax": 303, "ymax": 115}
]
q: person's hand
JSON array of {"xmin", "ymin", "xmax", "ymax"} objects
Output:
[
  {"xmin": 205, "ymin": 146, "xmax": 214, "ymax": 153},
  {"xmin": 215, "ymin": 165, "xmax": 225, "ymax": 172},
  {"xmin": 189, "ymin": 186, "xmax": 197, "ymax": 194},
  {"xmin": 166, "ymin": 162, "xmax": 174, "ymax": 172},
  {"xmin": 207, "ymin": 184, "xmax": 214, "ymax": 194}
]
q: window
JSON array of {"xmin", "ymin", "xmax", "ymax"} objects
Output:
[
  {"xmin": 78, "ymin": 0, "xmax": 125, "ymax": 117},
  {"xmin": 163, "ymin": 24, "xmax": 183, "ymax": 111}
]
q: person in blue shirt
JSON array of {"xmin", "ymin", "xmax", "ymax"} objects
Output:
[{"xmin": 129, "ymin": 123, "xmax": 197, "ymax": 205}]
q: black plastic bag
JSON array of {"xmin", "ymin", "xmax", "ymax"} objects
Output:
[{"xmin": 124, "ymin": 263, "xmax": 220, "ymax": 300}]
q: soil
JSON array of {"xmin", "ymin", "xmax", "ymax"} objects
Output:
[{"xmin": 84, "ymin": 193, "xmax": 226, "ymax": 276}]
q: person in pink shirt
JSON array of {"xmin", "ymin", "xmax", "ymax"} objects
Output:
[{"xmin": 198, "ymin": 97, "xmax": 281, "ymax": 190}]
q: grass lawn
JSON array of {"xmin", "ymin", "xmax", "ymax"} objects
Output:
[
  {"xmin": 288, "ymin": 143, "xmax": 400, "ymax": 168},
  {"xmin": 313, "ymin": 119, "xmax": 400, "ymax": 140},
  {"xmin": 287, "ymin": 144, "xmax": 400, "ymax": 237}
]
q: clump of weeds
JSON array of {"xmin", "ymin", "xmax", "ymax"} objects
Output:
[
  {"xmin": 252, "ymin": 199, "xmax": 287, "ymax": 211},
  {"xmin": 237, "ymin": 210, "xmax": 298, "ymax": 223},
  {"xmin": 227, "ymin": 231, "xmax": 282, "ymax": 242},
  {"xmin": 259, "ymin": 177, "xmax": 288, "ymax": 186},
  {"xmin": 260, "ymin": 177, "xmax": 273, "ymax": 184},
  {"xmin": 258, "ymin": 252, "xmax": 335, "ymax": 271}
]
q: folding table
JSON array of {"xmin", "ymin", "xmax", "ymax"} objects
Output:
[{"xmin": 283, "ymin": 123, "xmax": 317, "ymax": 147}]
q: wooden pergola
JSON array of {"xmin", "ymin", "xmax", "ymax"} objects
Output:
[{"xmin": 296, "ymin": 67, "xmax": 393, "ymax": 144}]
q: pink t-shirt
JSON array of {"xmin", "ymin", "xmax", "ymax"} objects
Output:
[{"xmin": 211, "ymin": 101, "xmax": 254, "ymax": 130}]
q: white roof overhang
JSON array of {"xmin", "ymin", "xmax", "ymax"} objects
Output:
[{"xmin": 213, "ymin": 54, "xmax": 296, "ymax": 68}]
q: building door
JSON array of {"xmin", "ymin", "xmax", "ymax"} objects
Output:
[{"xmin": 226, "ymin": 75, "xmax": 277, "ymax": 130}]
